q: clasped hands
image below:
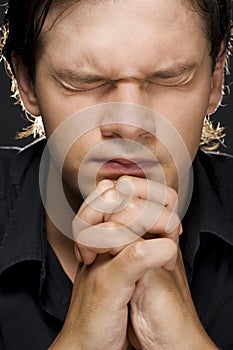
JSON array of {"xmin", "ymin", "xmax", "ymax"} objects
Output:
[{"xmin": 51, "ymin": 176, "xmax": 217, "ymax": 350}]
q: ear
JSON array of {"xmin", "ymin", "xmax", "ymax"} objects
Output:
[
  {"xmin": 11, "ymin": 55, "xmax": 41, "ymax": 116},
  {"xmin": 207, "ymin": 46, "xmax": 226, "ymax": 115}
]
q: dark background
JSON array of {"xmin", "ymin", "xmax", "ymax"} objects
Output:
[{"xmin": 0, "ymin": 5, "xmax": 232, "ymax": 152}]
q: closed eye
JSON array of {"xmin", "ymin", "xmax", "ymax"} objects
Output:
[
  {"xmin": 52, "ymin": 69, "xmax": 114, "ymax": 92},
  {"xmin": 60, "ymin": 80, "xmax": 113, "ymax": 92},
  {"xmin": 146, "ymin": 72, "xmax": 195, "ymax": 87}
]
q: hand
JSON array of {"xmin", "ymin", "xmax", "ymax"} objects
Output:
[
  {"xmin": 73, "ymin": 176, "xmax": 181, "ymax": 266},
  {"xmin": 49, "ymin": 239, "xmax": 177, "ymax": 350},
  {"xmin": 69, "ymin": 176, "xmax": 217, "ymax": 350},
  {"xmin": 128, "ymin": 250, "xmax": 219, "ymax": 350},
  {"xmin": 51, "ymin": 175, "xmax": 179, "ymax": 350}
]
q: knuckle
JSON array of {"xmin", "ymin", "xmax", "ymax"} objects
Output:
[
  {"xmin": 117, "ymin": 175, "xmax": 131, "ymax": 183},
  {"xmin": 116, "ymin": 175, "xmax": 134, "ymax": 196},
  {"xmin": 101, "ymin": 220, "xmax": 121, "ymax": 230},
  {"xmin": 96, "ymin": 179, "xmax": 115, "ymax": 195},
  {"xmin": 98, "ymin": 179, "xmax": 115, "ymax": 189},
  {"xmin": 127, "ymin": 199, "xmax": 137, "ymax": 211},
  {"xmin": 165, "ymin": 239, "xmax": 178, "ymax": 259},
  {"xmin": 127, "ymin": 242, "xmax": 145, "ymax": 263},
  {"xmin": 101, "ymin": 187, "xmax": 118, "ymax": 202}
]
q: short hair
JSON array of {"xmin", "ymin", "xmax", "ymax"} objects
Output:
[
  {"xmin": 0, "ymin": 0, "xmax": 232, "ymax": 148},
  {"xmin": 1, "ymin": 0, "xmax": 232, "ymax": 75}
]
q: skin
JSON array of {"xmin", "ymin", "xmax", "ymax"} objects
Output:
[{"xmin": 12, "ymin": 0, "xmax": 225, "ymax": 348}]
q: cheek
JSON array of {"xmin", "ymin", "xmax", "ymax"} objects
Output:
[
  {"xmin": 34, "ymin": 78, "xmax": 80, "ymax": 138},
  {"xmin": 63, "ymin": 129, "xmax": 100, "ymax": 170},
  {"xmin": 171, "ymin": 110, "xmax": 205, "ymax": 163},
  {"xmin": 35, "ymin": 98, "xmax": 74, "ymax": 139},
  {"xmin": 60, "ymin": 130, "xmax": 102, "ymax": 199},
  {"xmin": 179, "ymin": 118, "xmax": 204, "ymax": 160},
  {"xmin": 34, "ymin": 78, "xmax": 100, "ymax": 139},
  {"xmin": 161, "ymin": 87, "xmax": 211, "ymax": 160}
]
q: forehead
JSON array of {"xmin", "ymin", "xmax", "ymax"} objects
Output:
[
  {"xmin": 37, "ymin": 0, "xmax": 209, "ymax": 77},
  {"xmin": 42, "ymin": 0, "xmax": 203, "ymax": 35}
]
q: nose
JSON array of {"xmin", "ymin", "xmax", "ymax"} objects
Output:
[
  {"xmin": 100, "ymin": 81, "xmax": 153, "ymax": 140},
  {"xmin": 100, "ymin": 123, "xmax": 151, "ymax": 140}
]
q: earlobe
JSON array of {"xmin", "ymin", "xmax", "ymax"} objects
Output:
[
  {"xmin": 207, "ymin": 49, "xmax": 226, "ymax": 115},
  {"xmin": 11, "ymin": 55, "xmax": 41, "ymax": 116}
]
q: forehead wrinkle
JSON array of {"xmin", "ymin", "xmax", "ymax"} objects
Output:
[
  {"xmin": 38, "ymin": 1, "xmax": 113, "ymax": 56},
  {"xmin": 51, "ymin": 59, "xmax": 200, "ymax": 86},
  {"xmin": 41, "ymin": 0, "xmax": 123, "ymax": 33},
  {"xmin": 40, "ymin": 0, "xmax": 207, "ymax": 34},
  {"xmin": 40, "ymin": 0, "xmax": 206, "ymax": 43},
  {"xmin": 37, "ymin": 0, "xmax": 211, "ymax": 79}
]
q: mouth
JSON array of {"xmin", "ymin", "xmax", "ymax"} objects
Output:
[{"xmin": 96, "ymin": 158, "xmax": 157, "ymax": 178}]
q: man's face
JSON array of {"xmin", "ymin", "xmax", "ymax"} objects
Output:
[{"xmin": 17, "ymin": 0, "xmax": 223, "ymax": 199}]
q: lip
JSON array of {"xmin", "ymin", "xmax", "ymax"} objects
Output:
[{"xmin": 96, "ymin": 158, "xmax": 157, "ymax": 177}]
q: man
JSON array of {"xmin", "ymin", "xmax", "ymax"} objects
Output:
[{"xmin": 0, "ymin": 0, "xmax": 233, "ymax": 349}]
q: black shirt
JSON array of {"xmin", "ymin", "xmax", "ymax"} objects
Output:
[{"xmin": 1, "ymin": 139, "xmax": 233, "ymax": 349}]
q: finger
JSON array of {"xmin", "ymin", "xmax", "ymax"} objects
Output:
[
  {"xmin": 116, "ymin": 175, "xmax": 178, "ymax": 212},
  {"xmin": 109, "ymin": 238, "xmax": 178, "ymax": 287},
  {"xmin": 76, "ymin": 239, "xmax": 177, "ymax": 301},
  {"xmin": 107, "ymin": 197, "xmax": 181, "ymax": 243},
  {"xmin": 73, "ymin": 181, "xmax": 130, "ymax": 234},
  {"xmin": 117, "ymin": 176, "xmax": 180, "ymax": 241},
  {"xmin": 83, "ymin": 178, "xmax": 115, "ymax": 204},
  {"xmin": 73, "ymin": 177, "xmax": 180, "ymax": 264},
  {"xmin": 74, "ymin": 176, "xmax": 178, "ymax": 242},
  {"xmin": 75, "ymin": 222, "xmax": 140, "ymax": 264},
  {"xmin": 74, "ymin": 199, "xmax": 180, "ymax": 264},
  {"xmin": 76, "ymin": 176, "xmax": 178, "ymax": 231},
  {"xmin": 75, "ymin": 242, "xmax": 132, "ymax": 265},
  {"xmin": 74, "ymin": 238, "xmax": 130, "ymax": 265},
  {"xmin": 72, "ymin": 180, "xmax": 133, "ymax": 264}
]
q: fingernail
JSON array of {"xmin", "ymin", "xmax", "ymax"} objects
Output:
[{"xmin": 116, "ymin": 177, "xmax": 133, "ymax": 196}]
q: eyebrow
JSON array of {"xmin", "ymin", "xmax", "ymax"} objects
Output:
[
  {"xmin": 146, "ymin": 62, "xmax": 198, "ymax": 80},
  {"xmin": 53, "ymin": 69, "xmax": 107, "ymax": 83},
  {"xmin": 53, "ymin": 61, "xmax": 198, "ymax": 84}
]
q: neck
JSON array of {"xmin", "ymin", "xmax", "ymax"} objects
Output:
[{"xmin": 45, "ymin": 160, "xmax": 83, "ymax": 283}]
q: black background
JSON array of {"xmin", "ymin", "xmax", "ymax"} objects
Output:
[{"xmin": 0, "ymin": 5, "xmax": 232, "ymax": 153}]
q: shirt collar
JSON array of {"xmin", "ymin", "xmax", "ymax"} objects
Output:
[
  {"xmin": 0, "ymin": 139, "xmax": 46, "ymax": 274},
  {"xmin": 181, "ymin": 150, "xmax": 233, "ymax": 281},
  {"xmin": 196, "ymin": 150, "xmax": 233, "ymax": 243},
  {"xmin": 0, "ymin": 139, "xmax": 72, "ymax": 321}
]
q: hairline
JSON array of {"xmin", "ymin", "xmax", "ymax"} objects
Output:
[{"xmin": 34, "ymin": 0, "xmax": 216, "ymax": 69}]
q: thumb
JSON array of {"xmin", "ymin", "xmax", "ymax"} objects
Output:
[{"xmin": 109, "ymin": 238, "xmax": 178, "ymax": 287}]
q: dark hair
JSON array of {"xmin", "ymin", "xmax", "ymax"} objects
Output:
[
  {"xmin": 190, "ymin": 0, "xmax": 233, "ymax": 69},
  {"xmin": 1, "ymin": 0, "xmax": 232, "ymax": 76},
  {"xmin": 1, "ymin": 0, "xmax": 55, "ymax": 78}
]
